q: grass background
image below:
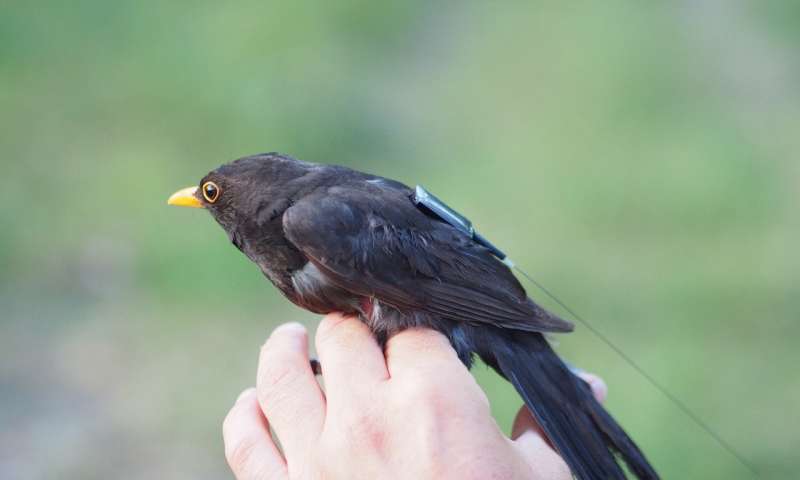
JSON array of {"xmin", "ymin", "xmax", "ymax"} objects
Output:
[{"xmin": 1, "ymin": 1, "xmax": 798, "ymax": 478}]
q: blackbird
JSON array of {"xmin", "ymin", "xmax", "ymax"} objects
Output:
[{"xmin": 169, "ymin": 153, "xmax": 658, "ymax": 480}]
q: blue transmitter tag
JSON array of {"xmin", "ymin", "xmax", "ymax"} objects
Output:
[
  {"xmin": 413, "ymin": 185, "xmax": 511, "ymax": 264},
  {"xmin": 411, "ymin": 184, "xmax": 756, "ymax": 476}
]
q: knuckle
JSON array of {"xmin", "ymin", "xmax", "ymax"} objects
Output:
[
  {"xmin": 318, "ymin": 406, "xmax": 387, "ymax": 464},
  {"xmin": 259, "ymin": 358, "xmax": 297, "ymax": 390},
  {"xmin": 257, "ymin": 366, "xmax": 300, "ymax": 413},
  {"xmin": 222, "ymin": 407, "xmax": 240, "ymax": 438},
  {"xmin": 344, "ymin": 412, "xmax": 386, "ymax": 452},
  {"xmin": 390, "ymin": 328, "xmax": 450, "ymax": 353},
  {"xmin": 401, "ymin": 375, "xmax": 445, "ymax": 405},
  {"xmin": 315, "ymin": 314, "xmax": 355, "ymax": 347},
  {"xmin": 390, "ymin": 378, "xmax": 451, "ymax": 424},
  {"xmin": 256, "ymin": 359, "xmax": 308, "ymax": 423},
  {"xmin": 392, "ymin": 375, "xmax": 486, "ymax": 424},
  {"xmin": 225, "ymin": 434, "xmax": 259, "ymax": 474},
  {"xmin": 258, "ymin": 346, "xmax": 305, "ymax": 394}
]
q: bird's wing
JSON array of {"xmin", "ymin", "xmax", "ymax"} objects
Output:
[{"xmin": 282, "ymin": 187, "xmax": 573, "ymax": 333}]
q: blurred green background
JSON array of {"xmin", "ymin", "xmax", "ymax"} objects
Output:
[{"xmin": 1, "ymin": 1, "xmax": 798, "ymax": 478}]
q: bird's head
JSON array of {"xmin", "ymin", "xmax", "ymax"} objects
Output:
[{"xmin": 167, "ymin": 152, "xmax": 313, "ymax": 242}]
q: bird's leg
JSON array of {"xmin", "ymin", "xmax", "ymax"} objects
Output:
[{"xmin": 310, "ymin": 358, "xmax": 322, "ymax": 376}]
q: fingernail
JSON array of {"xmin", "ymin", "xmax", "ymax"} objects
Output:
[
  {"xmin": 269, "ymin": 322, "xmax": 307, "ymax": 350},
  {"xmin": 273, "ymin": 322, "xmax": 306, "ymax": 335},
  {"xmin": 236, "ymin": 388, "xmax": 256, "ymax": 404},
  {"xmin": 585, "ymin": 375, "xmax": 608, "ymax": 403}
]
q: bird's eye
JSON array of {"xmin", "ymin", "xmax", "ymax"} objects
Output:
[{"xmin": 202, "ymin": 181, "xmax": 220, "ymax": 203}]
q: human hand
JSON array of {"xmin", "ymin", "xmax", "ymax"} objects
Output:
[{"xmin": 222, "ymin": 313, "xmax": 608, "ymax": 479}]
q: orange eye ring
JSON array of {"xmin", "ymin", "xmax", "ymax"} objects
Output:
[{"xmin": 202, "ymin": 181, "xmax": 220, "ymax": 203}]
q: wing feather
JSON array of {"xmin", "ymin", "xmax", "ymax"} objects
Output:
[{"xmin": 283, "ymin": 188, "xmax": 573, "ymax": 333}]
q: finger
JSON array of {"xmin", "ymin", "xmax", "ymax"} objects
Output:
[
  {"xmin": 257, "ymin": 323, "xmax": 325, "ymax": 461},
  {"xmin": 223, "ymin": 388, "xmax": 288, "ymax": 480},
  {"xmin": 577, "ymin": 372, "xmax": 608, "ymax": 403},
  {"xmin": 314, "ymin": 313, "xmax": 389, "ymax": 402},
  {"xmin": 384, "ymin": 327, "xmax": 467, "ymax": 380},
  {"xmin": 510, "ymin": 406, "xmax": 572, "ymax": 479},
  {"xmin": 511, "ymin": 403, "xmax": 545, "ymax": 440}
]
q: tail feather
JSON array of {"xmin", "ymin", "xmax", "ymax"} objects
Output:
[{"xmin": 479, "ymin": 328, "xmax": 659, "ymax": 480}]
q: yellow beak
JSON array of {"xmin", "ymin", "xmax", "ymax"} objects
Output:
[{"xmin": 167, "ymin": 186, "xmax": 203, "ymax": 208}]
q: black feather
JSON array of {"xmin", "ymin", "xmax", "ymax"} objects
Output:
[
  {"xmin": 190, "ymin": 153, "xmax": 660, "ymax": 479},
  {"xmin": 475, "ymin": 327, "xmax": 659, "ymax": 480}
]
